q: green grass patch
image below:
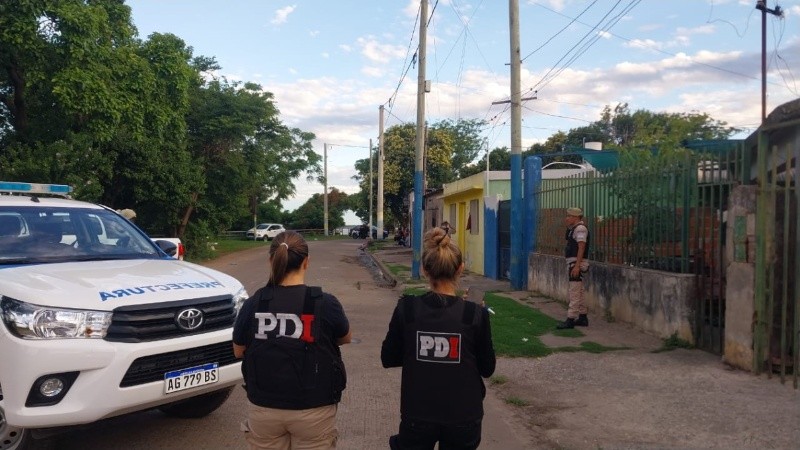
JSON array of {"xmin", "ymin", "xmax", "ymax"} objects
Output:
[
  {"xmin": 194, "ymin": 239, "xmax": 265, "ymax": 262},
  {"xmin": 652, "ymin": 333, "xmax": 694, "ymax": 353},
  {"xmin": 393, "ymin": 291, "xmax": 627, "ymax": 358},
  {"xmin": 552, "ymin": 328, "xmax": 584, "ymax": 338},
  {"xmin": 367, "ymin": 240, "xmax": 393, "ymax": 251},
  {"xmin": 485, "ymin": 292, "xmax": 629, "ymax": 357},
  {"xmin": 386, "ymin": 263, "xmax": 411, "ymax": 276},
  {"xmin": 504, "ymin": 396, "xmax": 529, "ymax": 407},
  {"xmin": 485, "ymin": 293, "xmax": 560, "ymax": 357},
  {"xmin": 554, "ymin": 341, "xmax": 630, "ymax": 353},
  {"xmin": 489, "ymin": 375, "xmax": 508, "ymax": 385}
]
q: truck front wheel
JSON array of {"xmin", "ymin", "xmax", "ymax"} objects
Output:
[
  {"xmin": 1, "ymin": 410, "xmax": 31, "ymax": 450},
  {"xmin": 157, "ymin": 386, "xmax": 234, "ymax": 419}
]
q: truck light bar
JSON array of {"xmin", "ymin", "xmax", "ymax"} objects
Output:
[{"xmin": 0, "ymin": 181, "xmax": 74, "ymax": 197}]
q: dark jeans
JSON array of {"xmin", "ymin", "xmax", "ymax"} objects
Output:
[{"xmin": 389, "ymin": 418, "xmax": 482, "ymax": 450}]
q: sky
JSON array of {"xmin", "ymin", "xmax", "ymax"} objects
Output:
[{"xmin": 127, "ymin": 0, "xmax": 800, "ymax": 224}]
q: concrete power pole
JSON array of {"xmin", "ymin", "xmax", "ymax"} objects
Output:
[
  {"xmin": 756, "ymin": 0, "xmax": 783, "ymax": 123},
  {"xmin": 378, "ymin": 105, "xmax": 385, "ymax": 239},
  {"xmin": 508, "ymin": 0, "xmax": 524, "ymax": 289},
  {"xmin": 323, "ymin": 143, "xmax": 328, "ymax": 236},
  {"xmin": 412, "ymin": 0, "xmax": 428, "ymax": 279},
  {"xmin": 369, "ymin": 138, "xmax": 373, "ymax": 234}
]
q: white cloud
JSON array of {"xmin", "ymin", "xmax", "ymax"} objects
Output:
[
  {"xmin": 357, "ymin": 36, "xmax": 407, "ymax": 64},
  {"xmin": 309, "ymin": 30, "xmax": 319, "ymax": 37},
  {"xmin": 638, "ymin": 23, "xmax": 663, "ymax": 32},
  {"xmin": 676, "ymin": 24, "xmax": 716, "ymax": 36},
  {"xmin": 362, "ymin": 66, "xmax": 385, "ymax": 78},
  {"xmin": 404, "ymin": 0, "xmax": 418, "ymax": 18},
  {"xmin": 339, "ymin": 44, "xmax": 353, "ymax": 53},
  {"xmin": 624, "ymin": 38, "xmax": 666, "ymax": 51},
  {"xmin": 528, "ymin": 0, "xmax": 566, "ymax": 11},
  {"xmin": 321, "ymin": 52, "xmax": 330, "ymax": 59},
  {"xmin": 270, "ymin": 5, "xmax": 296, "ymax": 25}
]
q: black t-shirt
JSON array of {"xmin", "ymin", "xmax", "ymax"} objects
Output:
[{"xmin": 233, "ymin": 284, "xmax": 349, "ymax": 348}]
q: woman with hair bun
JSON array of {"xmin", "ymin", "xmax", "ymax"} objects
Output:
[
  {"xmin": 233, "ymin": 230, "xmax": 351, "ymax": 449},
  {"xmin": 381, "ymin": 227, "xmax": 496, "ymax": 450}
]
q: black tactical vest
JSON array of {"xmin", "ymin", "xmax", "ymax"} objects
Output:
[
  {"xmin": 399, "ymin": 293, "xmax": 485, "ymax": 424},
  {"xmin": 565, "ymin": 222, "xmax": 590, "ymax": 258},
  {"xmin": 243, "ymin": 286, "xmax": 346, "ymax": 410}
]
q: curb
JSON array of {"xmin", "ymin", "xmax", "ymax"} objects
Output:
[{"xmin": 364, "ymin": 249, "xmax": 398, "ymax": 288}]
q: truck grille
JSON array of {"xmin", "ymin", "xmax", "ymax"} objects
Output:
[
  {"xmin": 105, "ymin": 295, "xmax": 236, "ymax": 343},
  {"xmin": 120, "ymin": 341, "xmax": 239, "ymax": 387}
]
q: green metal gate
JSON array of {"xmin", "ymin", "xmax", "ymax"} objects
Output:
[{"xmin": 753, "ymin": 121, "xmax": 799, "ymax": 388}]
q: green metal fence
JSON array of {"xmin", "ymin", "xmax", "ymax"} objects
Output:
[
  {"xmin": 536, "ymin": 145, "xmax": 744, "ymax": 273},
  {"xmin": 753, "ymin": 120, "xmax": 799, "ymax": 388},
  {"xmin": 535, "ymin": 142, "xmax": 746, "ymax": 355},
  {"xmin": 534, "ymin": 134, "xmax": 798, "ymax": 382}
]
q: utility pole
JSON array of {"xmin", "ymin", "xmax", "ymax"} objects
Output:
[
  {"xmin": 323, "ymin": 143, "xmax": 328, "ymax": 236},
  {"xmin": 378, "ymin": 105, "xmax": 385, "ymax": 240},
  {"xmin": 412, "ymin": 0, "xmax": 428, "ymax": 279},
  {"xmin": 756, "ymin": 0, "xmax": 783, "ymax": 123},
  {"xmin": 369, "ymin": 138, "xmax": 374, "ymax": 234},
  {"xmin": 508, "ymin": 0, "xmax": 524, "ymax": 289}
]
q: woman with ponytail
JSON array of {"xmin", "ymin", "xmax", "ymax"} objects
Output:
[
  {"xmin": 233, "ymin": 231, "xmax": 351, "ymax": 449},
  {"xmin": 381, "ymin": 227, "xmax": 496, "ymax": 449}
]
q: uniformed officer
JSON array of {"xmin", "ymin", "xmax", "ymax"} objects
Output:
[
  {"xmin": 233, "ymin": 231, "xmax": 352, "ymax": 450},
  {"xmin": 381, "ymin": 227, "xmax": 496, "ymax": 450},
  {"xmin": 557, "ymin": 207, "xmax": 590, "ymax": 329}
]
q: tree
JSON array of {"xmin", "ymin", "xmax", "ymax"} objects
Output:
[
  {"xmin": 178, "ymin": 79, "xmax": 320, "ymax": 240},
  {"xmin": 0, "ymin": 1, "xmax": 320, "ymax": 257},
  {"xmin": 286, "ymin": 188, "xmax": 349, "ymax": 230},
  {"xmin": 352, "ymin": 118, "xmax": 486, "ymax": 226},
  {"xmin": 434, "ymin": 118, "xmax": 486, "ymax": 178}
]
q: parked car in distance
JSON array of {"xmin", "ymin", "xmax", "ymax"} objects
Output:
[
  {"xmin": 246, "ymin": 223, "xmax": 285, "ymax": 241},
  {"xmin": 350, "ymin": 225, "xmax": 388, "ymax": 239}
]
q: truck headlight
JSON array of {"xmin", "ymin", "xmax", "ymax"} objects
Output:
[
  {"xmin": 232, "ymin": 287, "xmax": 248, "ymax": 316},
  {"xmin": 1, "ymin": 297, "xmax": 112, "ymax": 339}
]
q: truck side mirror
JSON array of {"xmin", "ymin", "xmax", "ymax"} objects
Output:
[{"xmin": 154, "ymin": 239, "xmax": 178, "ymax": 257}]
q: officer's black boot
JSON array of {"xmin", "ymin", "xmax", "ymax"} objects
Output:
[
  {"xmin": 575, "ymin": 314, "xmax": 589, "ymax": 327},
  {"xmin": 556, "ymin": 318, "xmax": 575, "ymax": 329}
]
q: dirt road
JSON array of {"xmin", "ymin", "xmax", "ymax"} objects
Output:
[{"xmin": 33, "ymin": 239, "xmax": 799, "ymax": 449}]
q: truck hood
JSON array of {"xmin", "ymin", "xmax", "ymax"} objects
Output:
[{"xmin": 0, "ymin": 259, "xmax": 244, "ymax": 310}]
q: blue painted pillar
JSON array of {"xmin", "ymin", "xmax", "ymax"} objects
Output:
[
  {"xmin": 510, "ymin": 153, "xmax": 523, "ymax": 289},
  {"xmin": 411, "ymin": 171, "xmax": 423, "ymax": 278},
  {"xmin": 524, "ymin": 157, "xmax": 542, "ymax": 288},
  {"xmin": 483, "ymin": 195, "xmax": 500, "ymax": 279}
]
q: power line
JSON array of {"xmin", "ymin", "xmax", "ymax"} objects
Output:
[
  {"xmin": 530, "ymin": 0, "xmax": 775, "ymax": 86},
  {"xmin": 531, "ymin": 0, "xmax": 641, "ymax": 95},
  {"xmin": 521, "ymin": 0, "xmax": 600, "ymax": 63},
  {"xmin": 522, "ymin": 105, "xmax": 592, "ymax": 123},
  {"xmin": 385, "ymin": 2, "xmax": 421, "ymax": 113}
]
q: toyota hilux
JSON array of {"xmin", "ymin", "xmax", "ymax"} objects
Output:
[{"xmin": 0, "ymin": 182, "xmax": 248, "ymax": 449}]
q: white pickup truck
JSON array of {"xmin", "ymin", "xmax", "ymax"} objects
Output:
[{"xmin": 0, "ymin": 182, "xmax": 247, "ymax": 449}]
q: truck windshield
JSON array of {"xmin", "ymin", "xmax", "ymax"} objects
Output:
[{"xmin": 0, "ymin": 206, "xmax": 162, "ymax": 264}]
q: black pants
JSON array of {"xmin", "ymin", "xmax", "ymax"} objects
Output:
[{"xmin": 389, "ymin": 418, "xmax": 482, "ymax": 450}]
